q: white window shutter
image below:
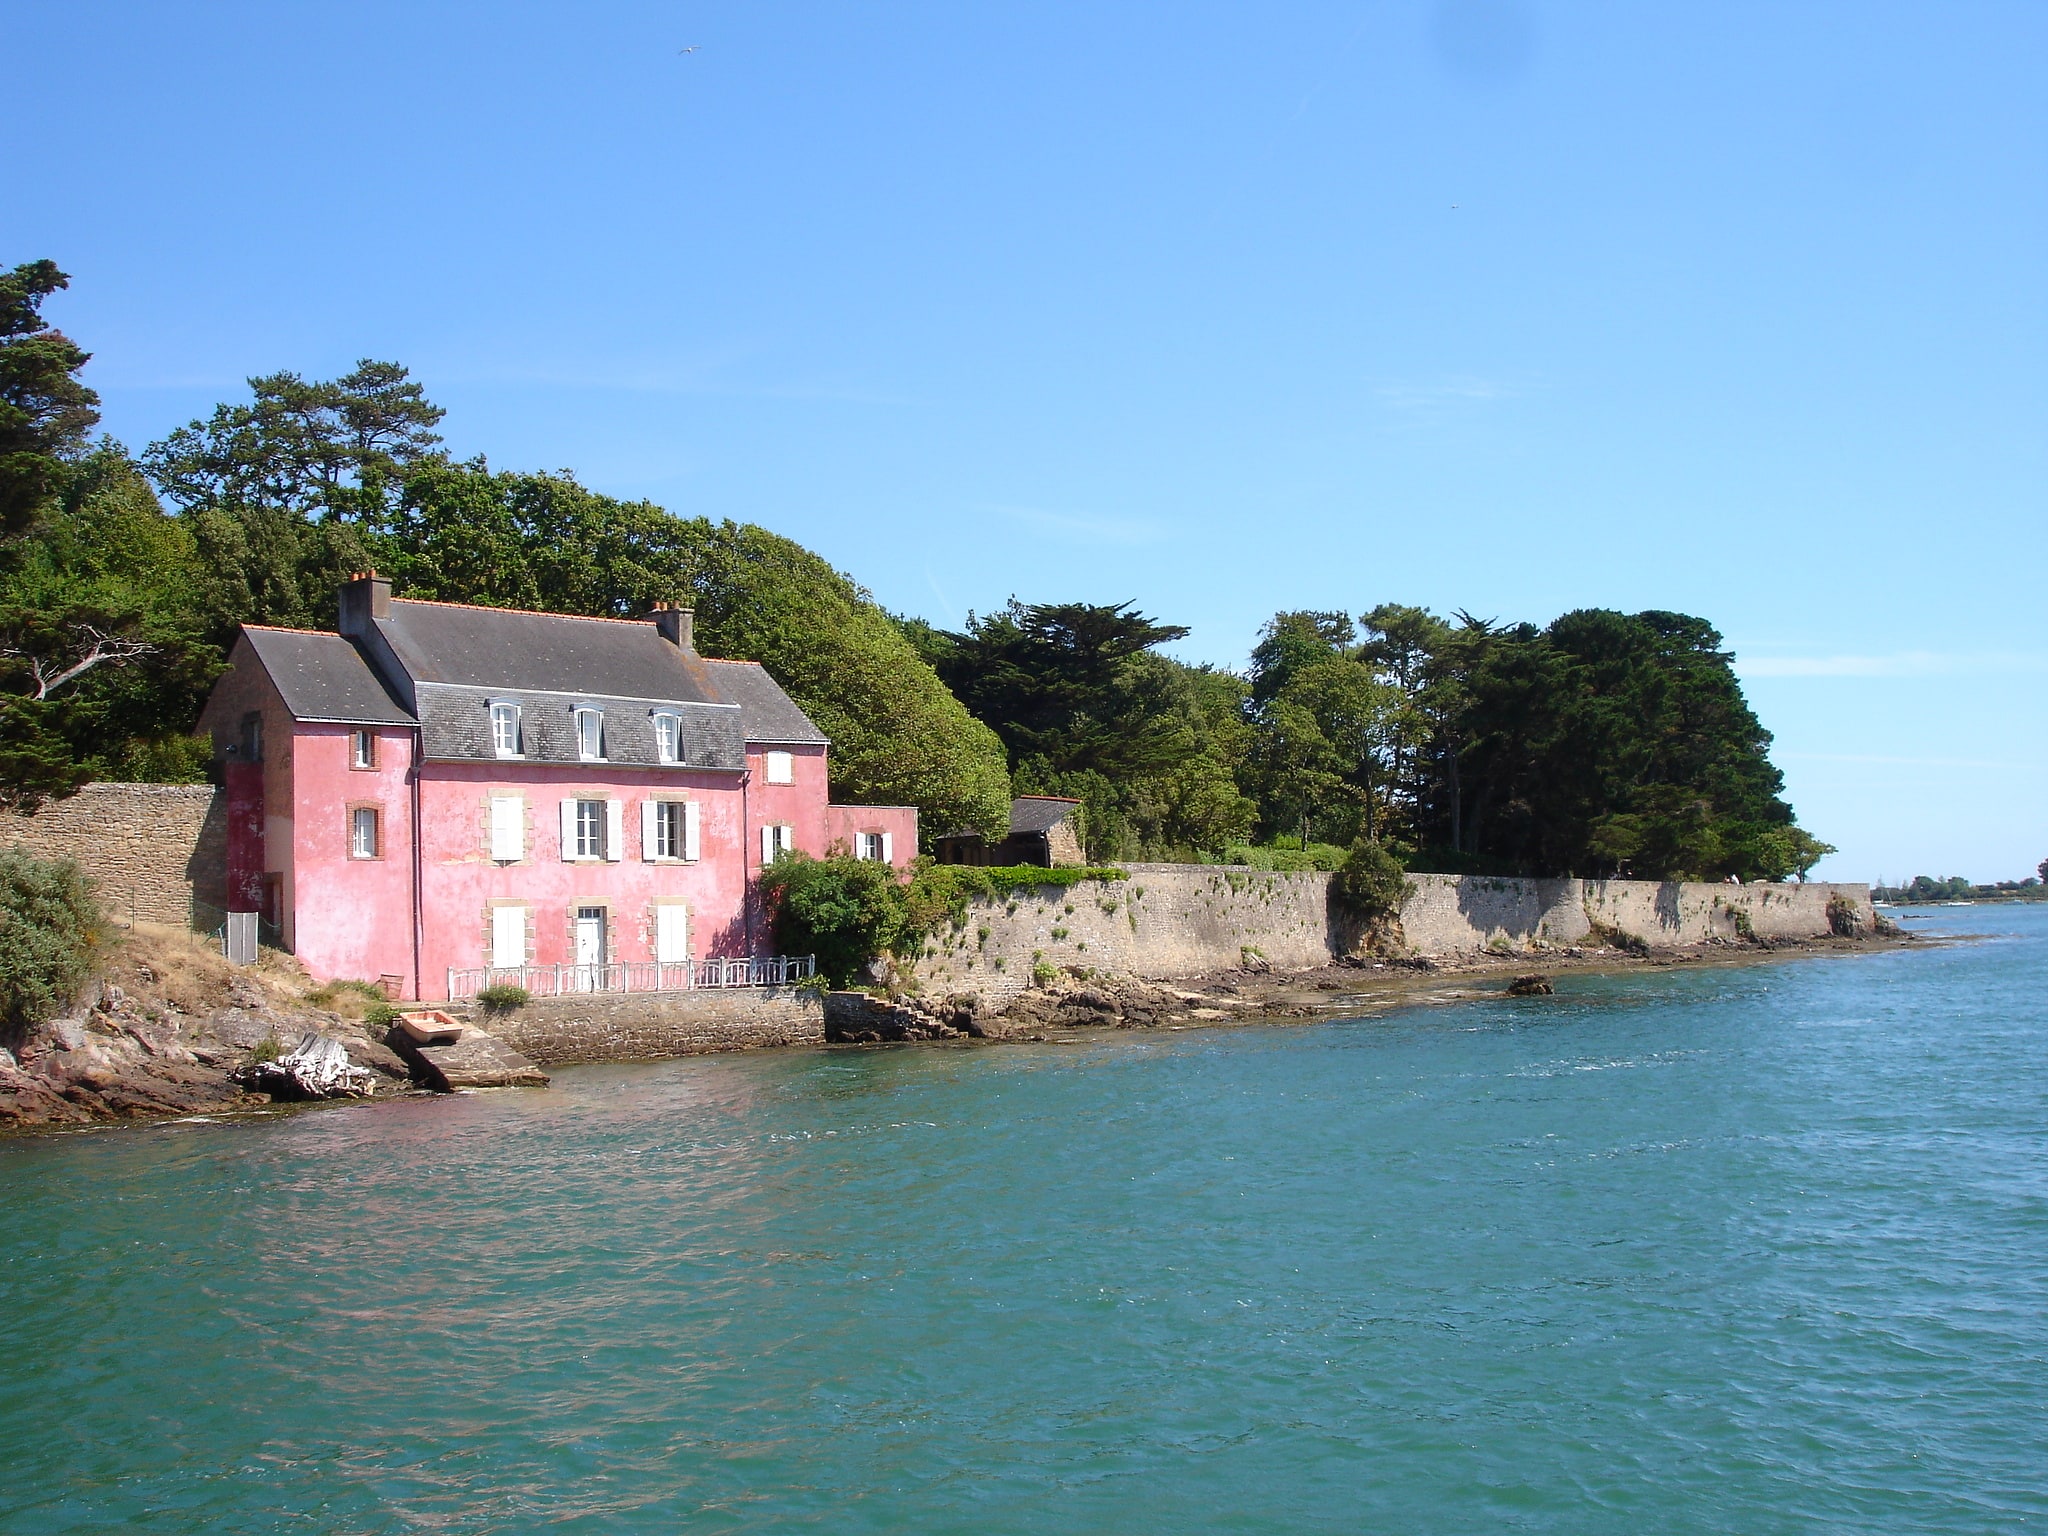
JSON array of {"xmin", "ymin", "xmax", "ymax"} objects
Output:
[
  {"xmin": 683, "ymin": 800, "xmax": 701, "ymax": 862},
  {"xmin": 605, "ymin": 799, "xmax": 624, "ymax": 861},
  {"xmin": 490, "ymin": 797, "xmax": 522, "ymax": 861},
  {"xmin": 492, "ymin": 906, "xmax": 525, "ymax": 968},
  {"xmin": 656, "ymin": 904, "xmax": 687, "ymax": 964},
  {"xmin": 880, "ymin": 832, "xmax": 893, "ymax": 865},
  {"xmin": 761, "ymin": 824, "xmax": 774, "ymax": 866},
  {"xmin": 641, "ymin": 800, "xmax": 659, "ymax": 861},
  {"xmin": 559, "ymin": 799, "xmax": 577, "ymax": 861}
]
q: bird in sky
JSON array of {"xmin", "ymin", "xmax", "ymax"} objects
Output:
[{"xmin": 678, "ymin": 45, "xmax": 700, "ymax": 54}]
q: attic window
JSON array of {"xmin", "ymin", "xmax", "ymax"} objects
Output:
[
  {"xmin": 575, "ymin": 707, "xmax": 606, "ymax": 762},
  {"xmin": 764, "ymin": 750, "xmax": 793, "ymax": 784},
  {"xmin": 653, "ymin": 712, "xmax": 681, "ymax": 765},
  {"xmin": 491, "ymin": 703, "xmax": 522, "ymax": 758}
]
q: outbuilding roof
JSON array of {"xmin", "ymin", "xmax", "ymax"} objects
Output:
[
  {"xmin": 239, "ymin": 628, "xmax": 414, "ymax": 726},
  {"xmin": 1010, "ymin": 795, "xmax": 1083, "ymax": 835}
]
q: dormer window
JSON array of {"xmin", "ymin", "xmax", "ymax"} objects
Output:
[
  {"xmin": 575, "ymin": 707, "xmax": 606, "ymax": 762},
  {"xmin": 653, "ymin": 712, "xmax": 681, "ymax": 765},
  {"xmin": 491, "ymin": 702, "xmax": 522, "ymax": 758}
]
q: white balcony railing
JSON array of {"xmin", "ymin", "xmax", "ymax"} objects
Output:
[{"xmin": 446, "ymin": 954, "xmax": 816, "ymax": 1001}]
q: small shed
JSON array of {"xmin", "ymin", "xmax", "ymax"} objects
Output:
[{"xmin": 933, "ymin": 796, "xmax": 1085, "ymax": 868}]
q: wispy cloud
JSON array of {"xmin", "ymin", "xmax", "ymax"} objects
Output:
[
  {"xmin": 993, "ymin": 505, "xmax": 1168, "ymax": 547},
  {"xmin": 1372, "ymin": 376, "xmax": 1517, "ymax": 411},
  {"xmin": 1737, "ymin": 651, "xmax": 2048, "ymax": 678}
]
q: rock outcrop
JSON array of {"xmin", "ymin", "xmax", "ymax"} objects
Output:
[{"xmin": 0, "ymin": 927, "xmax": 416, "ymax": 1131}]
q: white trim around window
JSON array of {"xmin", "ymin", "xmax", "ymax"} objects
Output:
[
  {"xmin": 491, "ymin": 702, "xmax": 522, "ymax": 758},
  {"xmin": 575, "ymin": 707, "xmax": 606, "ymax": 762},
  {"xmin": 764, "ymin": 750, "xmax": 794, "ymax": 784},
  {"xmin": 653, "ymin": 711, "xmax": 681, "ymax": 765},
  {"xmin": 349, "ymin": 805, "xmax": 381, "ymax": 860}
]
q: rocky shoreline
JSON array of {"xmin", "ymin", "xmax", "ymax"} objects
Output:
[
  {"xmin": 0, "ymin": 925, "xmax": 419, "ymax": 1132},
  {"xmin": 1, "ymin": 925, "xmax": 1921, "ymax": 1136},
  {"xmin": 825, "ymin": 928, "xmax": 1923, "ymax": 1043}
]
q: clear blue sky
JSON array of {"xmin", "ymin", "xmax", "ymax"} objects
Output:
[{"xmin": 11, "ymin": 1, "xmax": 2045, "ymax": 882}]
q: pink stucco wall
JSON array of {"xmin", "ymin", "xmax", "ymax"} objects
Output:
[
  {"xmin": 413, "ymin": 763, "xmax": 756, "ymax": 996},
  {"xmin": 825, "ymin": 804, "xmax": 919, "ymax": 868},
  {"xmin": 287, "ymin": 723, "xmax": 417, "ymax": 989}
]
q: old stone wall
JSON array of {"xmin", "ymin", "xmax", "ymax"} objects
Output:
[
  {"xmin": 916, "ymin": 863, "xmax": 1339, "ymax": 1007},
  {"xmin": 917, "ymin": 864, "xmax": 1874, "ymax": 1006},
  {"xmin": 2, "ymin": 782, "xmax": 226, "ymax": 926},
  {"xmin": 1398, "ymin": 874, "xmax": 1870, "ymax": 952},
  {"xmin": 453, "ymin": 986, "xmax": 824, "ymax": 1065}
]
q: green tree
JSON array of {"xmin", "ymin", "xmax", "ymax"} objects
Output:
[
  {"xmin": 758, "ymin": 851, "xmax": 908, "ymax": 986},
  {"xmin": 143, "ymin": 361, "xmax": 440, "ymax": 634},
  {"xmin": 0, "ymin": 261, "xmax": 99, "ymax": 539}
]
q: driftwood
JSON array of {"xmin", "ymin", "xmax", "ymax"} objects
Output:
[{"xmin": 238, "ymin": 1033, "xmax": 379, "ymax": 1100}]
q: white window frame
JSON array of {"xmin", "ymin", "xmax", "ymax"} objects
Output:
[
  {"xmin": 489, "ymin": 795, "xmax": 524, "ymax": 862},
  {"xmin": 761, "ymin": 823, "xmax": 795, "ymax": 865},
  {"xmin": 858, "ymin": 831, "xmax": 892, "ymax": 862},
  {"xmin": 349, "ymin": 806, "xmax": 379, "ymax": 860},
  {"xmin": 641, "ymin": 799, "xmax": 701, "ymax": 863},
  {"xmin": 764, "ymin": 750, "xmax": 794, "ymax": 785},
  {"xmin": 575, "ymin": 707, "xmax": 606, "ymax": 762},
  {"xmin": 491, "ymin": 702, "xmax": 522, "ymax": 759},
  {"xmin": 351, "ymin": 729, "xmax": 375, "ymax": 769},
  {"xmin": 653, "ymin": 711, "xmax": 681, "ymax": 765},
  {"xmin": 575, "ymin": 798, "xmax": 605, "ymax": 860}
]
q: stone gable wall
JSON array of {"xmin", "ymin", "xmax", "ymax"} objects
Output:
[{"xmin": 3, "ymin": 782, "xmax": 226, "ymax": 926}]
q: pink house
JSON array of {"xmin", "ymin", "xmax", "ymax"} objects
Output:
[{"xmin": 195, "ymin": 574, "xmax": 917, "ymax": 1001}]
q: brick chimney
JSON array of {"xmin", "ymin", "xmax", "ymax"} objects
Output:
[
  {"xmin": 338, "ymin": 571, "xmax": 392, "ymax": 636},
  {"xmin": 649, "ymin": 602, "xmax": 695, "ymax": 653}
]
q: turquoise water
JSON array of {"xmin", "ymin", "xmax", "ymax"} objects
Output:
[{"xmin": 3, "ymin": 909, "xmax": 2044, "ymax": 1533}]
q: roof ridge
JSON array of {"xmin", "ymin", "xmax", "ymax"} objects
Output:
[
  {"xmin": 244, "ymin": 623, "xmax": 341, "ymax": 637},
  {"xmin": 389, "ymin": 596, "xmax": 654, "ymax": 626}
]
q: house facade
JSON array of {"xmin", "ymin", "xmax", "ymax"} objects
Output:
[{"xmin": 195, "ymin": 574, "xmax": 916, "ymax": 1001}]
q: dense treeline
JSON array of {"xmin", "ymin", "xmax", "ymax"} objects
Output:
[
  {"xmin": 0, "ymin": 264, "xmax": 1009, "ymax": 835},
  {"xmin": 2, "ymin": 260, "xmax": 1828, "ymax": 880},
  {"xmin": 906, "ymin": 598, "xmax": 1830, "ymax": 880}
]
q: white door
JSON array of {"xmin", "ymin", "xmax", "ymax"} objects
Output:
[{"xmin": 573, "ymin": 906, "xmax": 607, "ymax": 990}]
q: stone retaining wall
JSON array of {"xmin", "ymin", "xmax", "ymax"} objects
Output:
[
  {"xmin": 448, "ymin": 986, "xmax": 824, "ymax": 1065},
  {"xmin": 916, "ymin": 865, "xmax": 1873, "ymax": 1007},
  {"xmin": 3, "ymin": 782, "xmax": 226, "ymax": 926}
]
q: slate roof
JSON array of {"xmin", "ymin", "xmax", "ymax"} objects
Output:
[
  {"xmin": 1010, "ymin": 796, "xmax": 1082, "ymax": 835},
  {"xmin": 231, "ymin": 600, "xmax": 824, "ymax": 770},
  {"xmin": 700, "ymin": 660, "xmax": 830, "ymax": 746},
  {"xmin": 240, "ymin": 628, "xmax": 413, "ymax": 726},
  {"xmin": 375, "ymin": 600, "xmax": 727, "ymax": 703}
]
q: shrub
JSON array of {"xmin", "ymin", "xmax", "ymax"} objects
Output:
[
  {"xmin": 0, "ymin": 850, "xmax": 106, "ymax": 1038},
  {"xmin": 1332, "ymin": 838, "xmax": 1411, "ymax": 921},
  {"xmin": 249, "ymin": 1034, "xmax": 282, "ymax": 1063},
  {"xmin": 364, "ymin": 1001, "xmax": 399, "ymax": 1028},
  {"xmin": 1826, "ymin": 895, "xmax": 1863, "ymax": 937},
  {"xmin": 759, "ymin": 852, "xmax": 911, "ymax": 987},
  {"xmin": 476, "ymin": 983, "xmax": 531, "ymax": 1014}
]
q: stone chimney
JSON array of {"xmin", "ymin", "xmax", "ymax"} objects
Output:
[
  {"xmin": 338, "ymin": 571, "xmax": 392, "ymax": 636},
  {"xmin": 649, "ymin": 602, "xmax": 696, "ymax": 653}
]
